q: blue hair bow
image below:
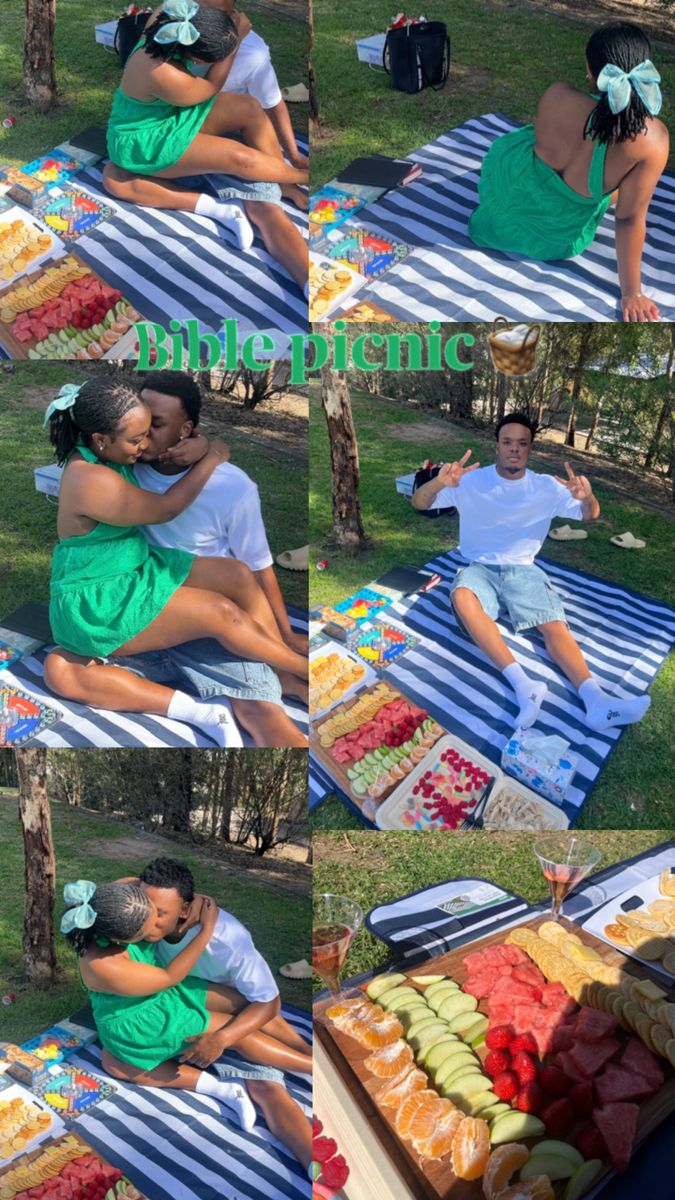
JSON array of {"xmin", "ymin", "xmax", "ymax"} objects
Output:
[
  {"xmin": 597, "ymin": 59, "xmax": 662, "ymax": 117},
  {"xmin": 155, "ymin": 0, "xmax": 200, "ymax": 47},
  {"xmin": 61, "ymin": 881, "xmax": 97, "ymax": 933},
  {"xmin": 43, "ymin": 383, "xmax": 83, "ymax": 427}
]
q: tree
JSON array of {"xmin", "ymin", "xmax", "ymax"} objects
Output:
[
  {"xmin": 320, "ymin": 367, "xmax": 367, "ymax": 551},
  {"xmin": 308, "ymin": 0, "xmax": 319, "ymax": 137},
  {"xmin": 644, "ymin": 328, "xmax": 675, "ymax": 473},
  {"xmin": 24, "ymin": 0, "xmax": 57, "ymax": 110},
  {"xmin": 16, "ymin": 749, "xmax": 57, "ymax": 985}
]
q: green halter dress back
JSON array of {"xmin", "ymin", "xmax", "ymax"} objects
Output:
[
  {"xmin": 49, "ymin": 441, "xmax": 193, "ymax": 659},
  {"xmin": 107, "ymin": 37, "xmax": 218, "ymax": 175},
  {"xmin": 468, "ymin": 107, "xmax": 612, "ymax": 261},
  {"xmin": 84, "ymin": 938, "xmax": 210, "ymax": 1072}
]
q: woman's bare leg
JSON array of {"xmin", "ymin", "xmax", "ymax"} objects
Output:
[
  {"xmin": 244, "ymin": 201, "xmax": 308, "ymax": 292},
  {"xmin": 205, "ymin": 984, "xmax": 312, "ymax": 1063},
  {"xmin": 231, "ymin": 699, "xmax": 307, "ymax": 748},
  {"xmin": 44, "ymin": 649, "xmax": 174, "ymax": 715}
]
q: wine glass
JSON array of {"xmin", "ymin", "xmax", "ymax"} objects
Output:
[
  {"xmin": 535, "ymin": 834, "xmax": 601, "ymax": 920},
  {"xmin": 313, "ymin": 893, "xmax": 363, "ymax": 1008}
]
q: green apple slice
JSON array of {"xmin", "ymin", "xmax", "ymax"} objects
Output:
[
  {"xmin": 405, "ymin": 1016, "xmax": 441, "ymax": 1041},
  {"xmin": 462, "ymin": 1015, "xmax": 489, "ymax": 1046},
  {"xmin": 425, "ymin": 980, "xmax": 460, "ymax": 1003},
  {"xmin": 489, "ymin": 1112, "xmax": 546, "ymax": 1145},
  {"xmin": 411, "ymin": 1021, "xmax": 451, "ymax": 1053},
  {"xmin": 477, "ymin": 1102, "xmax": 511, "ymax": 1122},
  {"xmin": 520, "ymin": 1155, "xmax": 577, "ymax": 1183},
  {"xmin": 437, "ymin": 993, "xmax": 478, "ymax": 1021},
  {"xmin": 466, "ymin": 1090, "xmax": 500, "ymax": 1117},
  {"xmin": 437, "ymin": 1060, "xmax": 482, "ymax": 1089},
  {"xmin": 366, "ymin": 973, "xmax": 407, "ymax": 1000},
  {"xmin": 424, "ymin": 1036, "xmax": 459, "ymax": 1070},
  {"xmin": 387, "ymin": 993, "xmax": 428, "ymax": 1014},
  {"xmin": 444, "ymin": 1072, "xmax": 493, "ymax": 1104},
  {"xmin": 378, "ymin": 986, "xmax": 419, "ymax": 1008},
  {"xmin": 564, "ymin": 1160, "xmax": 603, "ymax": 1200},
  {"xmin": 410, "ymin": 974, "xmax": 447, "ymax": 986},
  {"xmin": 448, "ymin": 1010, "xmax": 484, "ymax": 1035},
  {"xmin": 529, "ymin": 1142, "xmax": 583, "ymax": 1168}
]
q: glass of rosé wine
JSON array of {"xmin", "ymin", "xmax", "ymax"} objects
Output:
[
  {"xmin": 313, "ymin": 893, "xmax": 363, "ymax": 1004},
  {"xmin": 535, "ymin": 835, "xmax": 601, "ymax": 920}
]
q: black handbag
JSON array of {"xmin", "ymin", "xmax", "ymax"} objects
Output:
[
  {"xmin": 384, "ymin": 21, "xmax": 450, "ymax": 95},
  {"xmin": 114, "ymin": 11, "xmax": 152, "ymax": 67}
]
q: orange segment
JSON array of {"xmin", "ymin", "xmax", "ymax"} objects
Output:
[
  {"xmin": 496, "ymin": 1178, "xmax": 555, "ymax": 1200},
  {"xmin": 365, "ymin": 1039, "xmax": 414, "ymax": 1078},
  {"xmin": 394, "ymin": 1090, "xmax": 438, "ymax": 1138},
  {"xmin": 482, "ymin": 1144, "xmax": 529, "ymax": 1200},
  {"xmin": 450, "ymin": 1116, "xmax": 490, "ymax": 1181},
  {"xmin": 416, "ymin": 1106, "xmax": 464, "ymax": 1161},
  {"xmin": 358, "ymin": 1011, "xmax": 405, "ymax": 1048},
  {"xmin": 408, "ymin": 1094, "xmax": 451, "ymax": 1145},
  {"xmin": 376, "ymin": 1067, "xmax": 427, "ymax": 1108}
]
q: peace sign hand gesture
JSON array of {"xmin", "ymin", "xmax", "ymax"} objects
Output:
[
  {"xmin": 437, "ymin": 450, "xmax": 480, "ymax": 490},
  {"xmin": 555, "ymin": 461, "xmax": 593, "ymax": 502}
]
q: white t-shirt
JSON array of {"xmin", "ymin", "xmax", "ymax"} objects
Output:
[
  {"xmin": 153, "ymin": 907, "xmax": 280, "ymax": 1003},
  {"xmin": 134, "ymin": 461, "xmax": 273, "ymax": 571},
  {"xmin": 435, "ymin": 465, "xmax": 583, "ymax": 565}
]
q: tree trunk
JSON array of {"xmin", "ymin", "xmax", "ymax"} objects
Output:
[
  {"xmin": 565, "ymin": 326, "xmax": 594, "ymax": 448},
  {"xmin": 163, "ymin": 749, "xmax": 193, "ymax": 833},
  {"xmin": 16, "ymin": 749, "xmax": 57, "ymax": 985},
  {"xmin": 645, "ymin": 335, "xmax": 674, "ymax": 472},
  {"xmin": 308, "ymin": 0, "xmax": 320, "ymax": 137},
  {"xmin": 24, "ymin": 0, "xmax": 57, "ymax": 110},
  {"xmin": 495, "ymin": 373, "xmax": 508, "ymax": 424},
  {"xmin": 320, "ymin": 367, "xmax": 367, "ymax": 551},
  {"xmin": 585, "ymin": 397, "xmax": 604, "ymax": 452}
]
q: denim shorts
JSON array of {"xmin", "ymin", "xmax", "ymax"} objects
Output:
[
  {"xmin": 105, "ymin": 638, "xmax": 283, "ymax": 705},
  {"xmin": 450, "ymin": 563, "xmax": 566, "ymax": 634}
]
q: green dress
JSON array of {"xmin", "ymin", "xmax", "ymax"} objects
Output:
[
  {"xmin": 49, "ymin": 442, "xmax": 193, "ymax": 658},
  {"xmin": 468, "ymin": 123, "xmax": 611, "ymax": 261},
  {"xmin": 84, "ymin": 939, "xmax": 210, "ymax": 1072},
  {"xmin": 107, "ymin": 38, "xmax": 217, "ymax": 175}
]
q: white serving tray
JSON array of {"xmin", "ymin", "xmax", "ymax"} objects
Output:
[
  {"xmin": 0, "ymin": 1080, "xmax": 66, "ymax": 1163},
  {"xmin": 0, "ymin": 204, "xmax": 64, "ymax": 286},
  {"xmin": 309, "ymin": 640, "xmax": 377, "ymax": 720},
  {"xmin": 376, "ymin": 733, "xmax": 503, "ymax": 830},
  {"xmin": 478, "ymin": 775, "xmax": 570, "ymax": 831},
  {"xmin": 583, "ymin": 871, "xmax": 675, "ymax": 980}
]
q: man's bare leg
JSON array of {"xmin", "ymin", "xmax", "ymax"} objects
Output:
[
  {"xmin": 537, "ymin": 621, "xmax": 591, "ymax": 690},
  {"xmin": 538, "ymin": 621, "xmax": 651, "ymax": 731},
  {"xmin": 205, "ymin": 985, "xmax": 312, "ymax": 1072},
  {"xmin": 247, "ymin": 1079, "xmax": 312, "ymax": 1171},
  {"xmin": 231, "ymin": 699, "xmax": 307, "ymax": 747}
]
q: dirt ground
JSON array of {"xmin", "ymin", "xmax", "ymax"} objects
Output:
[{"xmin": 488, "ymin": 0, "xmax": 674, "ymax": 47}]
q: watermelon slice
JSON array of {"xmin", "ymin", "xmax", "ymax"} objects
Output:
[
  {"xmin": 569, "ymin": 1038, "xmax": 621, "ymax": 1077},
  {"xmin": 595, "ymin": 1064, "xmax": 659, "ymax": 1105},
  {"xmin": 575, "ymin": 1006, "xmax": 619, "ymax": 1042},
  {"xmin": 620, "ymin": 1037, "xmax": 664, "ymax": 1090},
  {"xmin": 592, "ymin": 1102, "xmax": 639, "ymax": 1173}
]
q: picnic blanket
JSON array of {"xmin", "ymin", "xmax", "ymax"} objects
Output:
[
  {"xmin": 65, "ymin": 1004, "xmax": 311, "ymax": 1200},
  {"xmin": 3, "ymin": 606, "xmax": 308, "ymax": 748},
  {"xmin": 332, "ymin": 114, "xmax": 675, "ymax": 323},
  {"xmin": 67, "ymin": 136, "xmax": 308, "ymax": 340},
  {"xmin": 309, "ymin": 551, "xmax": 675, "ymax": 825}
]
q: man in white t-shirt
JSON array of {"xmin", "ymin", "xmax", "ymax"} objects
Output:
[{"xmin": 412, "ymin": 413, "xmax": 651, "ymax": 733}]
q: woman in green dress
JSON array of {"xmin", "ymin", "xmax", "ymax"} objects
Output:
[
  {"xmin": 103, "ymin": 0, "xmax": 308, "ymax": 292},
  {"xmin": 468, "ymin": 22, "xmax": 669, "ymax": 322},
  {"xmin": 62, "ymin": 881, "xmax": 311, "ymax": 1167},
  {"xmin": 44, "ymin": 378, "xmax": 306, "ymax": 744}
]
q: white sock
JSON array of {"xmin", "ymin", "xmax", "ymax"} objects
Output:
[
  {"xmin": 579, "ymin": 678, "xmax": 651, "ymax": 732},
  {"xmin": 195, "ymin": 1072, "xmax": 256, "ymax": 1131},
  {"xmin": 167, "ymin": 690, "xmax": 243, "ymax": 747},
  {"xmin": 503, "ymin": 662, "xmax": 548, "ymax": 729},
  {"xmin": 195, "ymin": 193, "xmax": 254, "ymax": 250}
]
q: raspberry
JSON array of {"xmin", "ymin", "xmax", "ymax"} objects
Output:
[
  {"xmin": 484, "ymin": 1049, "xmax": 511, "ymax": 1078},
  {"xmin": 485, "ymin": 1025, "xmax": 514, "ymax": 1050},
  {"xmin": 512, "ymin": 1049, "xmax": 537, "ymax": 1084},
  {"xmin": 312, "ymin": 1116, "xmax": 323, "ymax": 1137},
  {"xmin": 539, "ymin": 1066, "xmax": 571, "ymax": 1097},
  {"xmin": 493, "ymin": 1071, "xmax": 519, "ymax": 1102},
  {"xmin": 515, "ymin": 1082, "xmax": 544, "ymax": 1115},
  {"xmin": 312, "ymin": 1136, "xmax": 338, "ymax": 1163},
  {"xmin": 541, "ymin": 1097, "xmax": 575, "ymax": 1137},
  {"xmin": 575, "ymin": 1125, "xmax": 607, "ymax": 1160},
  {"xmin": 568, "ymin": 1081, "xmax": 594, "ymax": 1118},
  {"xmin": 509, "ymin": 1033, "xmax": 538, "ymax": 1056}
]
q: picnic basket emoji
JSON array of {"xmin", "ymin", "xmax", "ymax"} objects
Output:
[{"xmin": 488, "ymin": 317, "xmax": 541, "ymax": 376}]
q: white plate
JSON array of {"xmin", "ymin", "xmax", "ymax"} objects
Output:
[
  {"xmin": 0, "ymin": 204, "xmax": 64, "ymax": 286},
  {"xmin": 479, "ymin": 776, "xmax": 569, "ymax": 830},
  {"xmin": 309, "ymin": 250, "xmax": 365, "ymax": 322},
  {"xmin": 0, "ymin": 1080, "xmax": 65, "ymax": 1163},
  {"xmin": 309, "ymin": 640, "xmax": 377, "ymax": 720},
  {"xmin": 583, "ymin": 871, "xmax": 675, "ymax": 979},
  {"xmin": 376, "ymin": 733, "xmax": 502, "ymax": 830}
]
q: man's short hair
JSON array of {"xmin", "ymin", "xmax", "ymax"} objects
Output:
[
  {"xmin": 139, "ymin": 857, "xmax": 195, "ymax": 903},
  {"xmin": 495, "ymin": 412, "xmax": 537, "ymax": 442},
  {"xmin": 140, "ymin": 371, "xmax": 202, "ymax": 427}
]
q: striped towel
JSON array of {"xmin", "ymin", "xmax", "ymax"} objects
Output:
[
  {"xmin": 4, "ymin": 608, "xmax": 307, "ymax": 748},
  {"xmin": 69, "ymin": 1005, "xmax": 311, "ymax": 1200},
  {"xmin": 330, "ymin": 114, "xmax": 675, "ymax": 323},
  {"xmin": 309, "ymin": 551, "xmax": 675, "ymax": 824},
  {"xmin": 68, "ymin": 136, "xmax": 308, "ymax": 338}
]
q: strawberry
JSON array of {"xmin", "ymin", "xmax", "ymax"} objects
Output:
[
  {"xmin": 575, "ymin": 1124, "xmax": 608, "ymax": 1160},
  {"xmin": 493, "ymin": 1071, "xmax": 519, "ymax": 1102},
  {"xmin": 512, "ymin": 1049, "xmax": 537, "ymax": 1084},
  {"xmin": 516, "ymin": 1081, "xmax": 544, "ymax": 1114},
  {"xmin": 312, "ymin": 1136, "xmax": 338, "ymax": 1163},
  {"xmin": 486, "ymin": 1025, "xmax": 514, "ymax": 1050},
  {"xmin": 539, "ymin": 1065, "xmax": 571, "ymax": 1097},
  {"xmin": 484, "ymin": 1049, "xmax": 511, "ymax": 1078},
  {"xmin": 509, "ymin": 1033, "xmax": 538, "ymax": 1056},
  {"xmin": 568, "ymin": 1081, "xmax": 594, "ymax": 1117},
  {"xmin": 542, "ymin": 1097, "xmax": 575, "ymax": 1137},
  {"xmin": 321, "ymin": 1154, "xmax": 350, "ymax": 1190},
  {"xmin": 312, "ymin": 1115, "xmax": 323, "ymax": 1136}
]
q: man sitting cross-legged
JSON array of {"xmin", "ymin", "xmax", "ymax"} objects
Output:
[
  {"xmin": 44, "ymin": 371, "xmax": 306, "ymax": 748},
  {"xmin": 412, "ymin": 411, "xmax": 651, "ymax": 734}
]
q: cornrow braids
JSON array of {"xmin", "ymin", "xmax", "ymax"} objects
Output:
[
  {"xmin": 47, "ymin": 378, "xmax": 143, "ymax": 465},
  {"xmin": 63, "ymin": 882, "xmax": 152, "ymax": 956},
  {"xmin": 585, "ymin": 22, "xmax": 654, "ymax": 145},
  {"xmin": 143, "ymin": 8, "xmax": 238, "ymax": 64}
]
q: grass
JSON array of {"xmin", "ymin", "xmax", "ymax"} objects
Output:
[
  {"xmin": 309, "ymin": 390, "xmax": 675, "ymax": 830},
  {"xmin": 312, "ymin": 829, "xmax": 673, "ymax": 984},
  {"xmin": 0, "ymin": 2, "xmax": 307, "ymax": 168},
  {"xmin": 0, "ymin": 363, "xmax": 307, "ymax": 615},
  {"xmin": 311, "ymin": 0, "xmax": 675, "ymax": 186},
  {"xmin": 0, "ymin": 792, "xmax": 310, "ymax": 1044}
]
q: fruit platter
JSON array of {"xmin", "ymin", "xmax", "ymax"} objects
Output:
[
  {"xmin": 375, "ymin": 736, "xmax": 501, "ymax": 831},
  {"xmin": 309, "ymin": 642, "xmax": 376, "ymax": 720},
  {"xmin": 0, "ymin": 253, "xmax": 142, "ymax": 361},
  {"xmin": 310, "ymin": 682, "xmax": 446, "ymax": 820},
  {"xmin": 0, "ymin": 1132, "xmax": 146, "ymax": 1200},
  {"xmin": 583, "ymin": 869, "xmax": 675, "ymax": 979},
  {"xmin": 0, "ymin": 1083, "xmax": 64, "ymax": 1165},
  {"xmin": 0, "ymin": 207, "xmax": 63, "ymax": 287},
  {"xmin": 314, "ymin": 913, "xmax": 675, "ymax": 1199}
]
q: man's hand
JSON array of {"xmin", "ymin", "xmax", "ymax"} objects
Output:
[
  {"xmin": 198, "ymin": 894, "xmax": 219, "ymax": 939},
  {"xmin": 177, "ymin": 893, "xmax": 207, "ymax": 934},
  {"xmin": 288, "ymin": 150, "xmax": 308, "ymax": 171},
  {"xmin": 178, "ymin": 1030, "xmax": 229, "ymax": 1068},
  {"xmin": 285, "ymin": 630, "xmax": 308, "ymax": 655},
  {"xmin": 231, "ymin": 10, "xmax": 252, "ymax": 40},
  {"xmin": 436, "ymin": 449, "xmax": 480, "ymax": 490},
  {"xmin": 555, "ymin": 461, "xmax": 593, "ymax": 502},
  {"xmin": 158, "ymin": 433, "xmax": 210, "ymax": 467}
]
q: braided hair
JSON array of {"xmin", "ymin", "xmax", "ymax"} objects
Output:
[
  {"xmin": 585, "ymin": 22, "xmax": 654, "ymax": 145},
  {"xmin": 144, "ymin": 8, "xmax": 238, "ymax": 64},
  {"xmin": 47, "ymin": 378, "xmax": 144, "ymax": 465},
  {"xmin": 63, "ymin": 882, "xmax": 152, "ymax": 956}
]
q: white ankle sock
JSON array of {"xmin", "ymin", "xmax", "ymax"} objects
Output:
[
  {"xmin": 579, "ymin": 678, "xmax": 651, "ymax": 732},
  {"xmin": 195, "ymin": 193, "xmax": 254, "ymax": 250},
  {"xmin": 503, "ymin": 662, "xmax": 548, "ymax": 729},
  {"xmin": 195, "ymin": 1072, "xmax": 256, "ymax": 1131},
  {"xmin": 167, "ymin": 690, "xmax": 243, "ymax": 747}
]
